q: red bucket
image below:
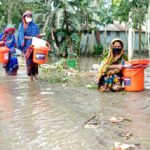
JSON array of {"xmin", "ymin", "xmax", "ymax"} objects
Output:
[{"xmin": 0, "ymin": 46, "xmax": 9, "ymax": 64}]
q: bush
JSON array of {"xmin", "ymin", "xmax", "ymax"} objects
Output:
[{"xmin": 93, "ymin": 44, "xmax": 103, "ymax": 55}]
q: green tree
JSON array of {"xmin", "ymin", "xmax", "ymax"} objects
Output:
[
  {"xmin": 112, "ymin": 0, "xmax": 149, "ymax": 52},
  {"xmin": 130, "ymin": 0, "xmax": 149, "ymax": 52},
  {"xmin": 0, "ymin": 0, "xmax": 42, "ymax": 29}
]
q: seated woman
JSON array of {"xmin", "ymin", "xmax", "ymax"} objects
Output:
[
  {"xmin": 0, "ymin": 25, "xmax": 19, "ymax": 75},
  {"xmin": 98, "ymin": 38, "xmax": 128, "ymax": 92}
]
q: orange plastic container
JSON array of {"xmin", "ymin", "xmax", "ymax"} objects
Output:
[
  {"xmin": 0, "ymin": 46, "xmax": 9, "ymax": 64},
  {"xmin": 123, "ymin": 59, "xmax": 149, "ymax": 92},
  {"xmin": 33, "ymin": 43, "xmax": 50, "ymax": 64},
  {"xmin": 123, "ymin": 67, "xmax": 145, "ymax": 92},
  {"xmin": 125, "ymin": 59, "xmax": 150, "ymax": 65}
]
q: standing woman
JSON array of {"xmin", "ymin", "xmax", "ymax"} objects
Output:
[
  {"xmin": 0, "ymin": 25, "xmax": 19, "ymax": 75},
  {"xmin": 18, "ymin": 10, "xmax": 40, "ymax": 81}
]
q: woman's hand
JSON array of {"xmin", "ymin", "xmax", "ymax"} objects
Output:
[
  {"xmin": 24, "ymin": 36, "xmax": 32, "ymax": 40},
  {"xmin": 37, "ymin": 33, "xmax": 46, "ymax": 38},
  {"xmin": 0, "ymin": 41, "xmax": 4, "ymax": 46},
  {"xmin": 109, "ymin": 64, "xmax": 123, "ymax": 70}
]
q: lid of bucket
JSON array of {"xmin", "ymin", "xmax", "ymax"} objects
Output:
[
  {"xmin": 32, "ymin": 37, "xmax": 47, "ymax": 47},
  {"xmin": 125, "ymin": 59, "xmax": 150, "ymax": 65},
  {"xmin": 123, "ymin": 64, "xmax": 147, "ymax": 69}
]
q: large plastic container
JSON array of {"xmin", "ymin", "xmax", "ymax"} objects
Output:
[
  {"xmin": 33, "ymin": 42, "xmax": 50, "ymax": 64},
  {"xmin": 0, "ymin": 46, "xmax": 9, "ymax": 64},
  {"xmin": 123, "ymin": 66, "xmax": 145, "ymax": 92},
  {"xmin": 125, "ymin": 59, "xmax": 150, "ymax": 65},
  {"xmin": 123, "ymin": 59, "xmax": 150, "ymax": 92}
]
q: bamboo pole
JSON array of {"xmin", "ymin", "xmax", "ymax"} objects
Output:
[
  {"xmin": 128, "ymin": 11, "xmax": 133, "ymax": 60},
  {"xmin": 148, "ymin": 0, "xmax": 150, "ymax": 58}
]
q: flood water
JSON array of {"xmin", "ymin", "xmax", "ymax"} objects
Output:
[{"xmin": 0, "ymin": 56, "xmax": 150, "ymax": 150}]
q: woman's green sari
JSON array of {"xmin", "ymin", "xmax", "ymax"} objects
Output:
[{"xmin": 98, "ymin": 38, "xmax": 128, "ymax": 92}]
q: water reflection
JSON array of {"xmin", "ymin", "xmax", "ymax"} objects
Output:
[
  {"xmin": 0, "ymin": 75, "xmax": 104, "ymax": 149},
  {"xmin": 0, "ymin": 84, "xmax": 13, "ymax": 120}
]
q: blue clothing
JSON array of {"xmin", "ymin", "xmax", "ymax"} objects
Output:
[
  {"xmin": 0, "ymin": 33, "xmax": 19, "ymax": 75},
  {"xmin": 18, "ymin": 21, "xmax": 39, "ymax": 53},
  {"xmin": 17, "ymin": 21, "xmax": 39, "ymax": 76}
]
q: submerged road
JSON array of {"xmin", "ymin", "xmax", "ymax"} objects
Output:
[{"xmin": 0, "ymin": 61, "xmax": 150, "ymax": 150}]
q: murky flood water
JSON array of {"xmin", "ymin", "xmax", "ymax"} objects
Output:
[{"xmin": 0, "ymin": 56, "xmax": 150, "ymax": 150}]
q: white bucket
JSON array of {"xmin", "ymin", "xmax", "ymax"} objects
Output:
[{"xmin": 32, "ymin": 37, "xmax": 47, "ymax": 47}]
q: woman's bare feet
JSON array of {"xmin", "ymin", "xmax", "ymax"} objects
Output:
[
  {"xmin": 30, "ymin": 76, "xmax": 33, "ymax": 81},
  {"xmin": 34, "ymin": 74, "xmax": 38, "ymax": 80}
]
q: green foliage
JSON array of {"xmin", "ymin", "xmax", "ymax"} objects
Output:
[
  {"xmin": 112, "ymin": 0, "xmax": 149, "ymax": 29},
  {"xmin": 130, "ymin": 0, "xmax": 149, "ymax": 30},
  {"xmin": 41, "ymin": 0, "xmax": 115, "ymax": 56},
  {"xmin": 96, "ymin": 1, "xmax": 113, "ymax": 25},
  {"xmin": 93, "ymin": 44, "xmax": 103, "ymax": 55},
  {"xmin": 0, "ymin": 0, "xmax": 149, "ymax": 56},
  {"xmin": 0, "ymin": 0, "xmax": 43, "ymax": 28},
  {"xmin": 112, "ymin": 0, "xmax": 131, "ymax": 22}
]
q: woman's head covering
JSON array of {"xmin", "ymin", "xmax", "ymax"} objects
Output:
[
  {"xmin": 108, "ymin": 38, "xmax": 124, "ymax": 57},
  {"xmin": 98, "ymin": 38, "xmax": 126, "ymax": 80},
  {"xmin": 4, "ymin": 24, "xmax": 15, "ymax": 34},
  {"xmin": 22, "ymin": 10, "xmax": 33, "ymax": 29},
  {"xmin": 23, "ymin": 10, "xmax": 32, "ymax": 17},
  {"xmin": 109, "ymin": 38, "xmax": 124, "ymax": 49}
]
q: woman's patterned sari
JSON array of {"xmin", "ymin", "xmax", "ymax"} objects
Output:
[
  {"xmin": 98, "ymin": 38, "xmax": 128, "ymax": 92},
  {"xmin": 0, "ymin": 31, "xmax": 18, "ymax": 75}
]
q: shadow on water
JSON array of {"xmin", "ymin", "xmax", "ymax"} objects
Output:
[{"xmin": 0, "ymin": 55, "xmax": 150, "ymax": 150}]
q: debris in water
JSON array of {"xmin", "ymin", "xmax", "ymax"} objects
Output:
[
  {"xmin": 126, "ymin": 132, "xmax": 134, "ymax": 140},
  {"xmin": 110, "ymin": 117, "xmax": 124, "ymax": 123},
  {"xmin": 113, "ymin": 130, "xmax": 134, "ymax": 140},
  {"xmin": 109, "ymin": 117, "xmax": 132, "ymax": 123},
  {"xmin": 84, "ymin": 123, "xmax": 99, "ymax": 129},
  {"xmin": 84, "ymin": 114, "xmax": 101, "ymax": 129},
  {"xmin": 91, "ymin": 64, "xmax": 99, "ymax": 71},
  {"xmin": 113, "ymin": 142, "xmax": 137, "ymax": 150}
]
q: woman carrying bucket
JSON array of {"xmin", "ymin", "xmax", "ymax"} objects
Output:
[
  {"xmin": 98, "ymin": 38, "xmax": 128, "ymax": 92},
  {"xmin": 18, "ymin": 10, "xmax": 41, "ymax": 81},
  {"xmin": 0, "ymin": 24, "xmax": 19, "ymax": 75}
]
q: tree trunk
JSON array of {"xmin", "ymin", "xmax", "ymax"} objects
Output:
[
  {"xmin": 84, "ymin": 34, "xmax": 89, "ymax": 56},
  {"xmin": 77, "ymin": 31, "xmax": 82, "ymax": 56},
  {"xmin": 7, "ymin": 0, "xmax": 12, "ymax": 24},
  {"xmin": 89, "ymin": 31, "xmax": 95, "ymax": 54},
  {"xmin": 104, "ymin": 24, "xmax": 107, "ymax": 49},
  {"xmin": 51, "ymin": 29, "xmax": 59, "ymax": 55},
  {"xmin": 42, "ymin": 15, "xmax": 51, "ymax": 33},
  {"xmin": 148, "ymin": 0, "xmax": 150, "ymax": 57},
  {"xmin": 139, "ymin": 24, "xmax": 142, "ymax": 53},
  {"xmin": 128, "ymin": 11, "xmax": 133, "ymax": 60},
  {"xmin": 95, "ymin": 30, "xmax": 101, "ymax": 45},
  {"xmin": 132, "ymin": 29, "xmax": 135, "ymax": 54},
  {"xmin": 124, "ymin": 22, "xmax": 128, "ymax": 52}
]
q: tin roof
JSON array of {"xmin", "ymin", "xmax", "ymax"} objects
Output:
[
  {"xmin": 99, "ymin": 23, "xmax": 145, "ymax": 32},
  {"xmin": 100, "ymin": 23, "xmax": 126, "ymax": 31}
]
